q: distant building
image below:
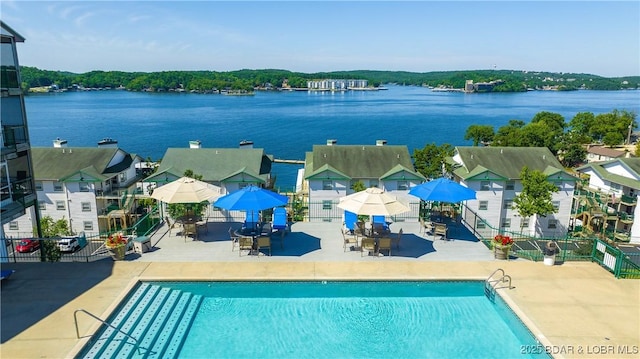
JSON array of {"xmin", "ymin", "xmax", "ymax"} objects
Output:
[
  {"xmin": 307, "ymin": 79, "xmax": 368, "ymax": 90},
  {"xmin": 1, "ymin": 21, "xmax": 39, "ymax": 258},
  {"xmin": 585, "ymin": 144, "xmax": 632, "ymax": 163}
]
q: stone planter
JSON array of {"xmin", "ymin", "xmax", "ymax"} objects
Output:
[
  {"xmin": 493, "ymin": 244, "xmax": 511, "ymax": 260},
  {"xmin": 108, "ymin": 245, "xmax": 126, "ymax": 261}
]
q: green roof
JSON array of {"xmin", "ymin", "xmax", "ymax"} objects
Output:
[
  {"xmin": 32, "ymin": 147, "xmax": 133, "ymax": 181},
  {"xmin": 304, "ymin": 145, "xmax": 423, "ymax": 180},
  {"xmin": 146, "ymin": 148, "xmax": 272, "ymax": 183},
  {"xmin": 453, "ymin": 146, "xmax": 571, "ymax": 180},
  {"xmin": 577, "ymin": 158, "xmax": 640, "ymax": 190}
]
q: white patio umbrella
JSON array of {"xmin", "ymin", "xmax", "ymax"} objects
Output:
[
  {"xmin": 150, "ymin": 176, "xmax": 221, "ymax": 203},
  {"xmin": 337, "ymin": 187, "xmax": 410, "ymax": 216}
]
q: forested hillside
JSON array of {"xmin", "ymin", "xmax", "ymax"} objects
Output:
[{"xmin": 20, "ymin": 67, "xmax": 640, "ymax": 93}]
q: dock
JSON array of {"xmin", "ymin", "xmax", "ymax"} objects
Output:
[{"xmin": 273, "ymin": 158, "xmax": 305, "ymax": 165}]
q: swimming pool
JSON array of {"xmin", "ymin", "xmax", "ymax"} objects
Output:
[{"xmin": 78, "ymin": 281, "xmax": 549, "ymax": 358}]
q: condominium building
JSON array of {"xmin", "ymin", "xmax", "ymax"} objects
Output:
[{"xmin": 1, "ymin": 21, "xmax": 39, "ymax": 260}]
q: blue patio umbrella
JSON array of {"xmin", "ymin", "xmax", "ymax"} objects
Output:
[
  {"xmin": 213, "ymin": 185, "xmax": 288, "ymax": 211},
  {"xmin": 409, "ymin": 177, "xmax": 476, "ymax": 203}
]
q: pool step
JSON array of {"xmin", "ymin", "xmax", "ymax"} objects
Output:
[{"xmin": 79, "ymin": 283, "xmax": 203, "ymax": 359}]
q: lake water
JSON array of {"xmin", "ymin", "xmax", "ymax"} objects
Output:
[{"xmin": 24, "ymin": 86, "xmax": 640, "ymax": 188}]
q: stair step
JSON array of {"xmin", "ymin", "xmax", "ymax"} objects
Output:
[
  {"xmin": 140, "ymin": 292, "xmax": 194, "ymax": 359},
  {"xmin": 161, "ymin": 294, "xmax": 203, "ymax": 358},
  {"xmin": 81, "ymin": 283, "xmax": 154, "ymax": 359},
  {"xmin": 91, "ymin": 285, "xmax": 166, "ymax": 359},
  {"xmin": 114, "ymin": 287, "xmax": 177, "ymax": 358}
]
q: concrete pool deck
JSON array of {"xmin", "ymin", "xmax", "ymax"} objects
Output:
[{"xmin": 1, "ymin": 222, "xmax": 639, "ymax": 358}]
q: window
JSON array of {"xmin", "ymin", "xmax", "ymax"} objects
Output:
[
  {"xmin": 370, "ymin": 179, "xmax": 379, "ymax": 188},
  {"xmin": 478, "ymin": 201, "xmax": 488, "ymax": 210},
  {"xmin": 79, "ymin": 182, "xmax": 90, "ymax": 192},
  {"xmin": 9, "ymin": 221, "xmax": 18, "ymax": 230},
  {"xmin": 505, "ymin": 180, "xmax": 515, "ymax": 190},
  {"xmin": 322, "ymin": 180, "xmax": 332, "ymax": 190},
  {"xmin": 35, "ymin": 181, "xmax": 43, "ymax": 191},
  {"xmin": 53, "ymin": 182, "xmax": 63, "ymax": 192},
  {"xmin": 480, "ymin": 181, "xmax": 490, "ymax": 191},
  {"xmin": 556, "ymin": 181, "xmax": 564, "ymax": 191},
  {"xmin": 552, "ymin": 201, "xmax": 560, "ymax": 211},
  {"xmin": 501, "ymin": 218, "xmax": 511, "ymax": 228},
  {"xmin": 397, "ymin": 181, "xmax": 408, "ymax": 191},
  {"xmin": 322, "ymin": 200, "xmax": 332, "ymax": 210},
  {"xmin": 119, "ymin": 172, "xmax": 127, "ymax": 183},
  {"xmin": 476, "ymin": 221, "xmax": 486, "ymax": 229},
  {"xmin": 238, "ymin": 183, "xmax": 249, "ymax": 189},
  {"xmin": 81, "ymin": 202, "xmax": 91, "ymax": 212},
  {"xmin": 38, "ymin": 201, "xmax": 46, "ymax": 210},
  {"xmin": 83, "ymin": 221, "xmax": 93, "ymax": 231},
  {"xmin": 548, "ymin": 219, "xmax": 558, "ymax": 229},
  {"xmin": 56, "ymin": 200, "xmax": 66, "ymax": 210},
  {"xmin": 521, "ymin": 217, "xmax": 530, "ymax": 228},
  {"xmin": 503, "ymin": 199, "xmax": 513, "ymax": 210}
]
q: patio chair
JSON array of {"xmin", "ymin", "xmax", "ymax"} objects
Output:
[
  {"xmin": 183, "ymin": 223, "xmax": 197, "ymax": 241},
  {"xmin": 238, "ymin": 236, "xmax": 254, "ymax": 256},
  {"xmin": 434, "ymin": 223, "xmax": 447, "ymax": 241},
  {"xmin": 342, "ymin": 228, "xmax": 358, "ymax": 252},
  {"xmin": 229, "ymin": 227, "xmax": 240, "ymax": 251},
  {"xmin": 392, "ymin": 228, "xmax": 403, "ymax": 249},
  {"xmin": 378, "ymin": 237, "xmax": 392, "ymax": 256},
  {"xmin": 165, "ymin": 216, "xmax": 179, "ymax": 235},
  {"xmin": 256, "ymin": 236, "xmax": 271, "ymax": 256},
  {"xmin": 361, "ymin": 237, "xmax": 376, "ymax": 257}
]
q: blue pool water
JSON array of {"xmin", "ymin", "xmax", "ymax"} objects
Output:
[{"xmin": 80, "ymin": 281, "xmax": 549, "ymax": 358}]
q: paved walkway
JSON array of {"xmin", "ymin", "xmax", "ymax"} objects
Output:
[{"xmin": 1, "ymin": 221, "xmax": 639, "ymax": 358}]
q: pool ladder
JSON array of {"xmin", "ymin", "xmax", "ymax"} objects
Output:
[
  {"xmin": 484, "ymin": 268, "xmax": 513, "ymax": 303},
  {"xmin": 74, "ymin": 309, "xmax": 140, "ymax": 349}
]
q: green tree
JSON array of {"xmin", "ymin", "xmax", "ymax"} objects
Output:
[
  {"xmin": 513, "ymin": 167, "xmax": 559, "ymax": 234},
  {"xmin": 602, "ymin": 132, "xmax": 624, "ymax": 147},
  {"xmin": 39, "ymin": 216, "xmax": 70, "ymax": 262},
  {"xmin": 492, "ymin": 119, "xmax": 525, "ymax": 147},
  {"xmin": 413, "ymin": 143, "xmax": 454, "ymax": 179},
  {"xmin": 464, "ymin": 125, "xmax": 494, "ymax": 146},
  {"xmin": 351, "ymin": 180, "xmax": 366, "ymax": 192}
]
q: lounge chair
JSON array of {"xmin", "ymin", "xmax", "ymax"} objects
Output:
[
  {"xmin": 344, "ymin": 211, "xmax": 358, "ymax": 232},
  {"xmin": 342, "ymin": 228, "xmax": 358, "ymax": 252},
  {"xmin": 392, "ymin": 228, "xmax": 403, "ymax": 249},
  {"xmin": 229, "ymin": 227, "xmax": 240, "ymax": 251},
  {"xmin": 361, "ymin": 237, "xmax": 376, "ymax": 257},
  {"xmin": 245, "ymin": 211, "xmax": 260, "ymax": 231},
  {"xmin": 378, "ymin": 237, "xmax": 392, "ymax": 256},
  {"xmin": 238, "ymin": 236, "xmax": 254, "ymax": 256},
  {"xmin": 271, "ymin": 207, "xmax": 288, "ymax": 249},
  {"xmin": 272, "ymin": 207, "xmax": 288, "ymax": 231},
  {"xmin": 256, "ymin": 236, "xmax": 271, "ymax": 256}
]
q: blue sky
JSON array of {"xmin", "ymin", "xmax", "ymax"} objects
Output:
[{"xmin": 2, "ymin": 1, "xmax": 639, "ymax": 77}]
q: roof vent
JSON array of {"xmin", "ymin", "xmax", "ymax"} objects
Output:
[
  {"xmin": 53, "ymin": 138, "xmax": 68, "ymax": 148},
  {"xmin": 327, "ymin": 139, "xmax": 337, "ymax": 146},
  {"xmin": 239, "ymin": 140, "xmax": 254, "ymax": 149},
  {"xmin": 376, "ymin": 139, "xmax": 387, "ymax": 146},
  {"xmin": 189, "ymin": 140, "xmax": 202, "ymax": 149}
]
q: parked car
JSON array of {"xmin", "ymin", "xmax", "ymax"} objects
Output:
[
  {"xmin": 58, "ymin": 237, "xmax": 80, "ymax": 252},
  {"xmin": 16, "ymin": 239, "xmax": 40, "ymax": 253}
]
